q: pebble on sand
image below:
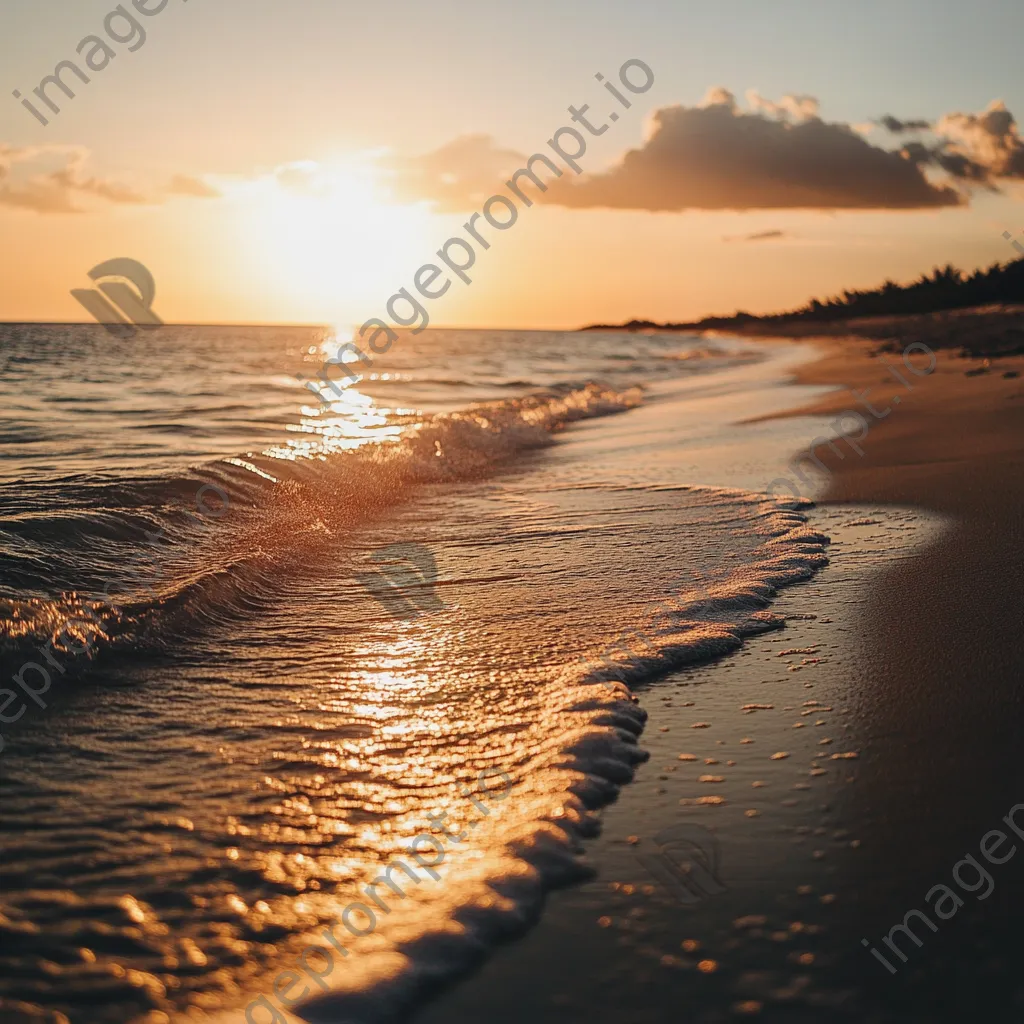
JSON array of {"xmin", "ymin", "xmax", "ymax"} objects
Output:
[
  {"xmin": 734, "ymin": 1000, "xmax": 764, "ymax": 1015},
  {"xmin": 733, "ymin": 915, "xmax": 767, "ymax": 929}
]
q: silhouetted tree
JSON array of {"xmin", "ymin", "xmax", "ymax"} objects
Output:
[{"xmin": 688, "ymin": 255, "xmax": 1023, "ymax": 327}]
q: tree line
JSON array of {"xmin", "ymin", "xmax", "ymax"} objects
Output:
[{"xmin": 586, "ymin": 254, "xmax": 1023, "ymax": 331}]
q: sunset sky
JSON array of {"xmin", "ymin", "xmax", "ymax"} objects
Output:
[{"xmin": 1, "ymin": 0, "xmax": 1021, "ymax": 328}]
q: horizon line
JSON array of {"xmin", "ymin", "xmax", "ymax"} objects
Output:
[{"xmin": 0, "ymin": 319, "xmax": 703, "ymax": 333}]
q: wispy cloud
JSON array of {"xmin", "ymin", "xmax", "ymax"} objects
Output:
[
  {"xmin": 0, "ymin": 145, "xmax": 147, "ymax": 213},
  {"xmin": 723, "ymin": 229, "xmax": 788, "ymax": 242},
  {"xmin": 381, "ymin": 134, "xmax": 528, "ymax": 213},
  {"xmin": 878, "ymin": 115, "xmax": 932, "ymax": 133},
  {"xmin": 931, "ymin": 101, "xmax": 1024, "ymax": 181},
  {"xmin": 167, "ymin": 174, "xmax": 221, "ymax": 199}
]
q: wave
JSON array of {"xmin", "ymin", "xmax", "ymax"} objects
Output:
[
  {"xmin": 218, "ymin": 492, "xmax": 830, "ymax": 1024},
  {"xmin": 0, "ymin": 383, "xmax": 642, "ymax": 669}
]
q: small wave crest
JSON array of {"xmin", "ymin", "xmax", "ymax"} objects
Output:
[
  {"xmin": 211, "ymin": 493, "xmax": 830, "ymax": 1024},
  {"xmin": 0, "ymin": 383, "xmax": 641, "ymax": 666}
]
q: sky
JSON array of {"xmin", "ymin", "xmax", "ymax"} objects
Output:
[{"xmin": 0, "ymin": 0, "xmax": 1021, "ymax": 328}]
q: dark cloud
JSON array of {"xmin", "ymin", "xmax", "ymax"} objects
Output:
[
  {"xmin": 387, "ymin": 90, "xmax": 962, "ymax": 213},
  {"xmin": 900, "ymin": 141, "xmax": 992, "ymax": 185},
  {"xmin": 168, "ymin": 174, "xmax": 221, "ymax": 198},
  {"xmin": 548, "ymin": 89, "xmax": 961, "ymax": 211},
  {"xmin": 935, "ymin": 101, "xmax": 1024, "ymax": 181},
  {"xmin": 879, "ymin": 115, "xmax": 932, "ymax": 133},
  {"xmin": 896, "ymin": 101, "xmax": 1024, "ymax": 188}
]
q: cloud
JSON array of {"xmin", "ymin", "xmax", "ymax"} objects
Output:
[
  {"xmin": 933, "ymin": 100, "xmax": 1024, "ymax": 180},
  {"xmin": 899, "ymin": 141, "xmax": 992, "ymax": 185},
  {"xmin": 274, "ymin": 161, "xmax": 324, "ymax": 194},
  {"xmin": 724, "ymin": 229, "xmax": 788, "ymax": 242},
  {"xmin": 167, "ymin": 174, "xmax": 221, "ymax": 198},
  {"xmin": 382, "ymin": 133, "xmax": 527, "ymax": 212},
  {"xmin": 892, "ymin": 101, "xmax": 1024, "ymax": 188},
  {"xmin": 0, "ymin": 143, "xmax": 38, "ymax": 173},
  {"xmin": 0, "ymin": 179, "xmax": 81, "ymax": 213},
  {"xmin": 0, "ymin": 145, "xmax": 148, "ymax": 213},
  {"xmin": 879, "ymin": 116, "xmax": 932, "ymax": 133},
  {"xmin": 387, "ymin": 89, "xmax": 962, "ymax": 213},
  {"xmin": 547, "ymin": 89, "xmax": 961, "ymax": 211},
  {"xmin": 745, "ymin": 90, "xmax": 820, "ymax": 121}
]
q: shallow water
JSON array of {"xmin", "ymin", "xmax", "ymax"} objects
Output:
[{"xmin": 0, "ymin": 325, "xmax": 829, "ymax": 1023}]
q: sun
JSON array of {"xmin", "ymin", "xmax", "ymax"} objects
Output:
[{"xmin": 239, "ymin": 159, "xmax": 435, "ymax": 322}]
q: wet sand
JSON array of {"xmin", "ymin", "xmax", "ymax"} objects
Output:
[{"xmin": 412, "ymin": 331, "xmax": 1024, "ymax": 1022}]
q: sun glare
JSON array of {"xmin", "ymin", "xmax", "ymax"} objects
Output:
[{"xmin": 240, "ymin": 161, "xmax": 434, "ymax": 321}]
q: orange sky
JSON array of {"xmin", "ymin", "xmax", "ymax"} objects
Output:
[{"xmin": 1, "ymin": 0, "xmax": 1021, "ymax": 329}]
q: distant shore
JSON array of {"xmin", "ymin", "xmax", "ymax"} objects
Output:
[{"xmin": 583, "ymin": 302, "xmax": 1024, "ymax": 360}]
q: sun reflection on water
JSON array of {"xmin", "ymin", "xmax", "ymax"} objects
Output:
[{"xmin": 262, "ymin": 324, "xmax": 433, "ymax": 466}]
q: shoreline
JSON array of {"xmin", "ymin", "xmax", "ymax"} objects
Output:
[
  {"xmin": 194, "ymin": 337, "xmax": 841, "ymax": 1024},
  {"xmin": 180, "ymin": 337, "xmax": 837, "ymax": 1024},
  {"xmin": 414, "ymin": 502, "xmax": 949, "ymax": 1024},
  {"xmin": 582, "ymin": 302, "xmax": 1024, "ymax": 362},
  {"xmin": 409, "ymin": 323, "xmax": 1024, "ymax": 1022}
]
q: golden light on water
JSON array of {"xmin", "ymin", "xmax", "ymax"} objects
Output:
[{"xmin": 319, "ymin": 325, "xmax": 356, "ymax": 358}]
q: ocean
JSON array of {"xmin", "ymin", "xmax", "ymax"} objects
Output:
[{"xmin": 0, "ymin": 324, "xmax": 831, "ymax": 1023}]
